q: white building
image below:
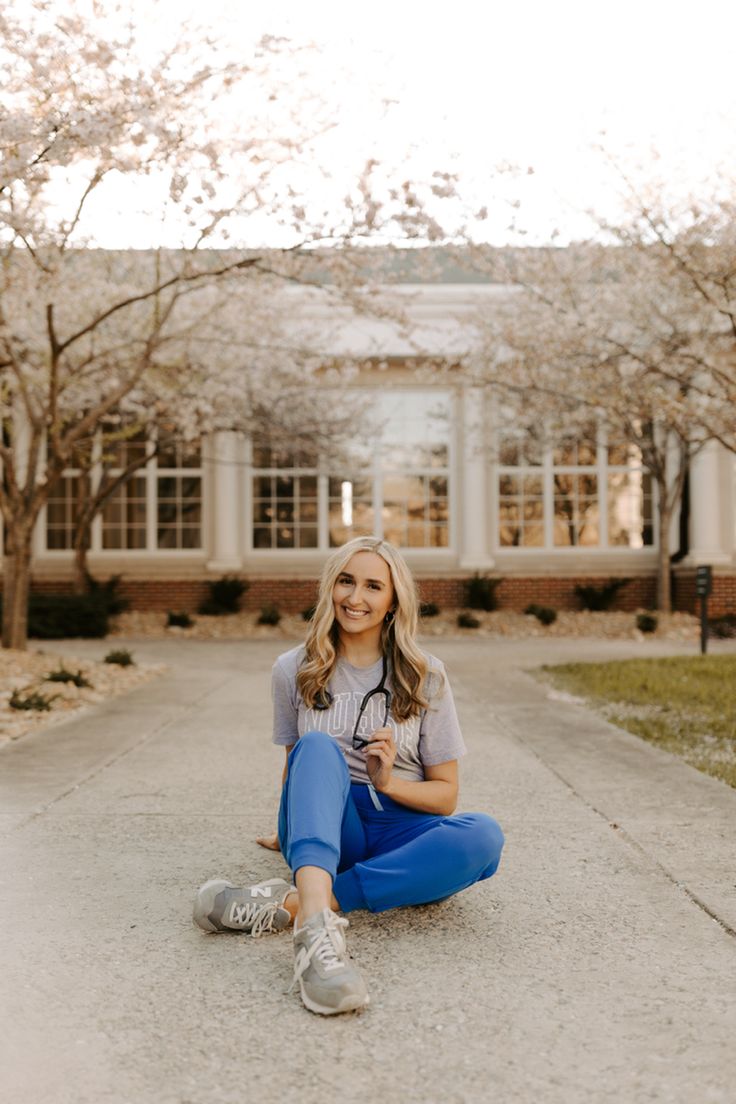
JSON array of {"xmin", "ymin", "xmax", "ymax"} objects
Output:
[{"xmin": 27, "ymin": 273, "xmax": 736, "ymax": 615}]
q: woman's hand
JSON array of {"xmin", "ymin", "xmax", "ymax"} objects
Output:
[
  {"xmin": 363, "ymin": 726, "xmax": 397, "ymax": 793},
  {"xmin": 255, "ymin": 831, "xmax": 281, "ymax": 851}
]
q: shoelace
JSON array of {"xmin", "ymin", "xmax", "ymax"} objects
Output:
[
  {"xmin": 290, "ymin": 913, "xmax": 349, "ymax": 991},
  {"xmin": 229, "ymin": 899, "xmax": 284, "ymax": 938}
]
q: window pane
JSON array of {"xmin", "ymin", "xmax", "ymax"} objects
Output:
[
  {"xmin": 430, "ymin": 524, "xmax": 449, "ymax": 548},
  {"xmin": 46, "ymin": 502, "xmax": 67, "ymax": 525},
  {"xmin": 328, "ymin": 502, "xmax": 375, "ymax": 547},
  {"xmin": 156, "ymin": 527, "xmax": 177, "ymax": 548},
  {"xmin": 406, "ymin": 523, "xmax": 427, "ymax": 547},
  {"xmin": 102, "ymin": 528, "xmax": 123, "ymax": 550},
  {"xmin": 157, "ymin": 478, "xmax": 177, "ymax": 500},
  {"xmin": 499, "ymin": 475, "xmax": 519, "ymax": 495},
  {"xmin": 180, "ymin": 477, "xmax": 201, "ymax": 499},
  {"xmin": 47, "ymin": 529, "xmax": 71, "ymax": 550},
  {"xmin": 154, "ymin": 473, "xmax": 201, "ymax": 550},
  {"xmin": 299, "ymin": 526, "xmax": 319, "ymax": 549},
  {"xmin": 181, "ymin": 527, "xmax": 201, "ymax": 549},
  {"xmin": 522, "ymin": 524, "xmax": 544, "ymax": 547},
  {"xmin": 254, "ymin": 476, "xmax": 273, "ymax": 498},
  {"xmin": 157, "ymin": 502, "xmax": 177, "ymax": 525},
  {"xmin": 253, "ymin": 527, "xmax": 273, "ymax": 549}
]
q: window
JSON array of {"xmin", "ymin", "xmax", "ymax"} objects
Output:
[
  {"xmin": 252, "ymin": 445, "xmax": 319, "ymax": 550},
  {"xmin": 498, "ymin": 473, "xmax": 544, "ymax": 547},
  {"xmin": 102, "ymin": 475, "xmax": 147, "ymax": 550},
  {"xmin": 156, "ymin": 441, "xmax": 202, "ymax": 550},
  {"xmin": 45, "ymin": 430, "xmax": 202, "ymax": 553},
  {"xmin": 552, "ymin": 428, "xmax": 599, "ymax": 547},
  {"xmin": 328, "ymin": 475, "xmax": 374, "ymax": 546},
  {"xmin": 497, "ymin": 424, "xmax": 654, "ymax": 550},
  {"xmin": 46, "ymin": 475, "xmax": 79, "ymax": 550},
  {"xmin": 250, "ymin": 390, "xmax": 452, "ymax": 551}
]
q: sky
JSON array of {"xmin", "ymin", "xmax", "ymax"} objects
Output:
[{"xmin": 55, "ymin": 0, "xmax": 736, "ymax": 245}]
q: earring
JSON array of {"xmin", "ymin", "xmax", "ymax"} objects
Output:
[{"xmin": 384, "ymin": 610, "xmax": 395, "ymax": 624}]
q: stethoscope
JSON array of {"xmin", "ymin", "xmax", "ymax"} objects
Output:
[{"xmin": 314, "ymin": 653, "xmax": 392, "ymax": 750}]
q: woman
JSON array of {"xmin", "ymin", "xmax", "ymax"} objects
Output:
[{"xmin": 193, "ymin": 536, "xmax": 504, "ymax": 1015}]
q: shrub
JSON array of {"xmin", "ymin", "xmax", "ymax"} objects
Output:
[
  {"xmin": 457, "ymin": 611, "xmax": 481, "ymax": 629},
  {"xmin": 9, "ymin": 688, "xmax": 56, "ymax": 711},
  {"xmin": 104, "ymin": 649, "xmax": 135, "ymax": 666},
  {"xmin": 257, "ymin": 604, "xmax": 281, "ymax": 626},
  {"xmin": 301, "ymin": 605, "xmax": 317, "ymax": 622},
  {"xmin": 45, "ymin": 667, "xmax": 92, "ymax": 688},
  {"xmin": 574, "ymin": 578, "xmax": 631, "ymax": 611},
  {"xmin": 709, "ymin": 615, "xmax": 736, "ymax": 639},
  {"xmin": 419, "ymin": 601, "xmax": 440, "ymax": 618},
  {"xmin": 636, "ymin": 612, "xmax": 658, "ymax": 634},
  {"xmin": 167, "ymin": 610, "xmax": 194, "ymax": 628},
  {"xmin": 465, "ymin": 573, "xmax": 503, "ymax": 611},
  {"xmin": 26, "ymin": 595, "xmax": 109, "ymax": 639},
  {"xmin": 525, "ymin": 603, "xmax": 557, "ymax": 626},
  {"xmin": 198, "ymin": 575, "xmax": 248, "ymax": 615},
  {"xmin": 85, "ymin": 574, "xmax": 129, "ymax": 616}
]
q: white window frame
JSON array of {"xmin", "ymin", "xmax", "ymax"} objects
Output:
[
  {"xmin": 493, "ymin": 425, "xmax": 658, "ymax": 554},
  {"xmin": 245, "ymin": 387, "xmax": 455, "ymax": 555},
  {"xmin": 41, "ymin": 431, "xmax": 203, "ymax": 556}
]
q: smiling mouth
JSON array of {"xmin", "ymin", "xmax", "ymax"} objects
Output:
[{"xmin": 342, "ymin": 606, "xmax": 370, "ymax": 618}]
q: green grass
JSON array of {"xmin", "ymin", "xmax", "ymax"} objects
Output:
[{"xmin": 538, "ymin": 655, "xmax": 736, "ymax": 789}]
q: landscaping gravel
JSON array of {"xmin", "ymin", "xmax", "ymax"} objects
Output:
[
  {"xmin": 0, "ymin": 648, "xmax": 166, "ymax": 744},
  {"xmin": 0, "ymin": 608, "xmax": 700, "ymax": 745},
  {"xmin": 109, "ymin": 607, "xmax": 701, "ymax": 642}
]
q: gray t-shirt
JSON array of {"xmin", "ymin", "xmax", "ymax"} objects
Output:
[{"xmin": 271, "ymin": 645, "xmax": 466, "ymax": 784}]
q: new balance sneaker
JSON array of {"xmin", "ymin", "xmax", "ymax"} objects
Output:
[
  {"xmin": 291, "ymin": 908, "xmax": 369, "ymax": 1015},
  {"xmin": 193, "ymin": 878, "xmax": 294, "ymax": 937}
]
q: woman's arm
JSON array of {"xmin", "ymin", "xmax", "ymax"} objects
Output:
[
  {"xmin": 256, "ymin": 747, "xmax": 292, "ymax": 851},
  {"xmin": 364, "ymin": 728, "xmax": 459, "ymax": 815},
  {"xmin": 382, "ymin": 760, "xmax": 458, "ymax": 816}
]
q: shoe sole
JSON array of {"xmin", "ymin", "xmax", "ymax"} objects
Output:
[{"xmin": 298, "ymin": 979, "xmax": 370, "ymax": 1016}]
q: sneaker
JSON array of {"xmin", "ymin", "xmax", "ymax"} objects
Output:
[
  {"xmin": 291, "ymin": 908, "xmax": 369, "ymax": 1015},
  {"xmin": 193, "ymin": 878, "xmax": 294, "ymax": 936}
]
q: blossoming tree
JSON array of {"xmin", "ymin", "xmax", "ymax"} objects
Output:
[
  {"xmin": 0, "ymin": 2, "xmax": 450, "ymax": 648},
  {"xmin": 463, "ymin": 231, "xmax": 735, "ymax": 611}
]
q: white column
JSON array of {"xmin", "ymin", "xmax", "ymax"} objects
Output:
[
  {"xmin": 687, "ymin": 441, "xmax": 731, "ymax": 565},
  {"xmin": 206, "ymin": 431, "xmax": 242, "ymax": 570},
  {"xmin": 458, "ymin": 386, "xmax": 494, "ymax": 570}
]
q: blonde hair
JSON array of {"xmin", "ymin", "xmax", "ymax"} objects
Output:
[{"xmin": 297, "ymin": 537, "xmax": 434, "ymax": 722}]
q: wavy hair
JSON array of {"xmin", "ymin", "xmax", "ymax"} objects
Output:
[{"xmin": 297, "ymin": 537, "xmax": 436, "ymax": 721}]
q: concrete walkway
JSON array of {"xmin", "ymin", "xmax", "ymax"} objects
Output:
[{"xmin": 1, "ymin": 635, "xmax": 735, "ymax": 1104}]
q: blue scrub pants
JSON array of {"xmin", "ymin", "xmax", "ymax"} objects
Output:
[{"xmin": 277, "ymin": 730, "xmax": 504, "ymax": 914}]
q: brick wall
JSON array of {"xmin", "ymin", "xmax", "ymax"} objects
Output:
[
  {"xmin": 672, "ymin": 570, "xmax": 736, "ymax": 618},
  {"xmin": 20, "ymin": 571, "xmax": 734, "ymax": 615}
]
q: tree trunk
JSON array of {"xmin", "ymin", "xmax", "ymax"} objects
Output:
[
  {"xmin": 72, "ymin": 472, "xmax": 93, "ymax": 595},
  {"xmin": 656, "ymin": 492, "xmax": 672, "ymax": 613},
  {"xmin": 72, "ymin": 520, "xmax": 92, "ymax": 595},
  {"xmin": 1, "ymin": 527, "xmax": 33, "ymax": 650}
]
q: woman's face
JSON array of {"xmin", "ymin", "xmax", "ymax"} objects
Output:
[{"xmin": 331, "ymin": 551, "xmax": 395, "ymax": 644}]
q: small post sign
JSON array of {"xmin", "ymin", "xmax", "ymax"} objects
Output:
[{"xmin": 696, "ymin": 565, "xmax": 712, "ymax": 655}]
